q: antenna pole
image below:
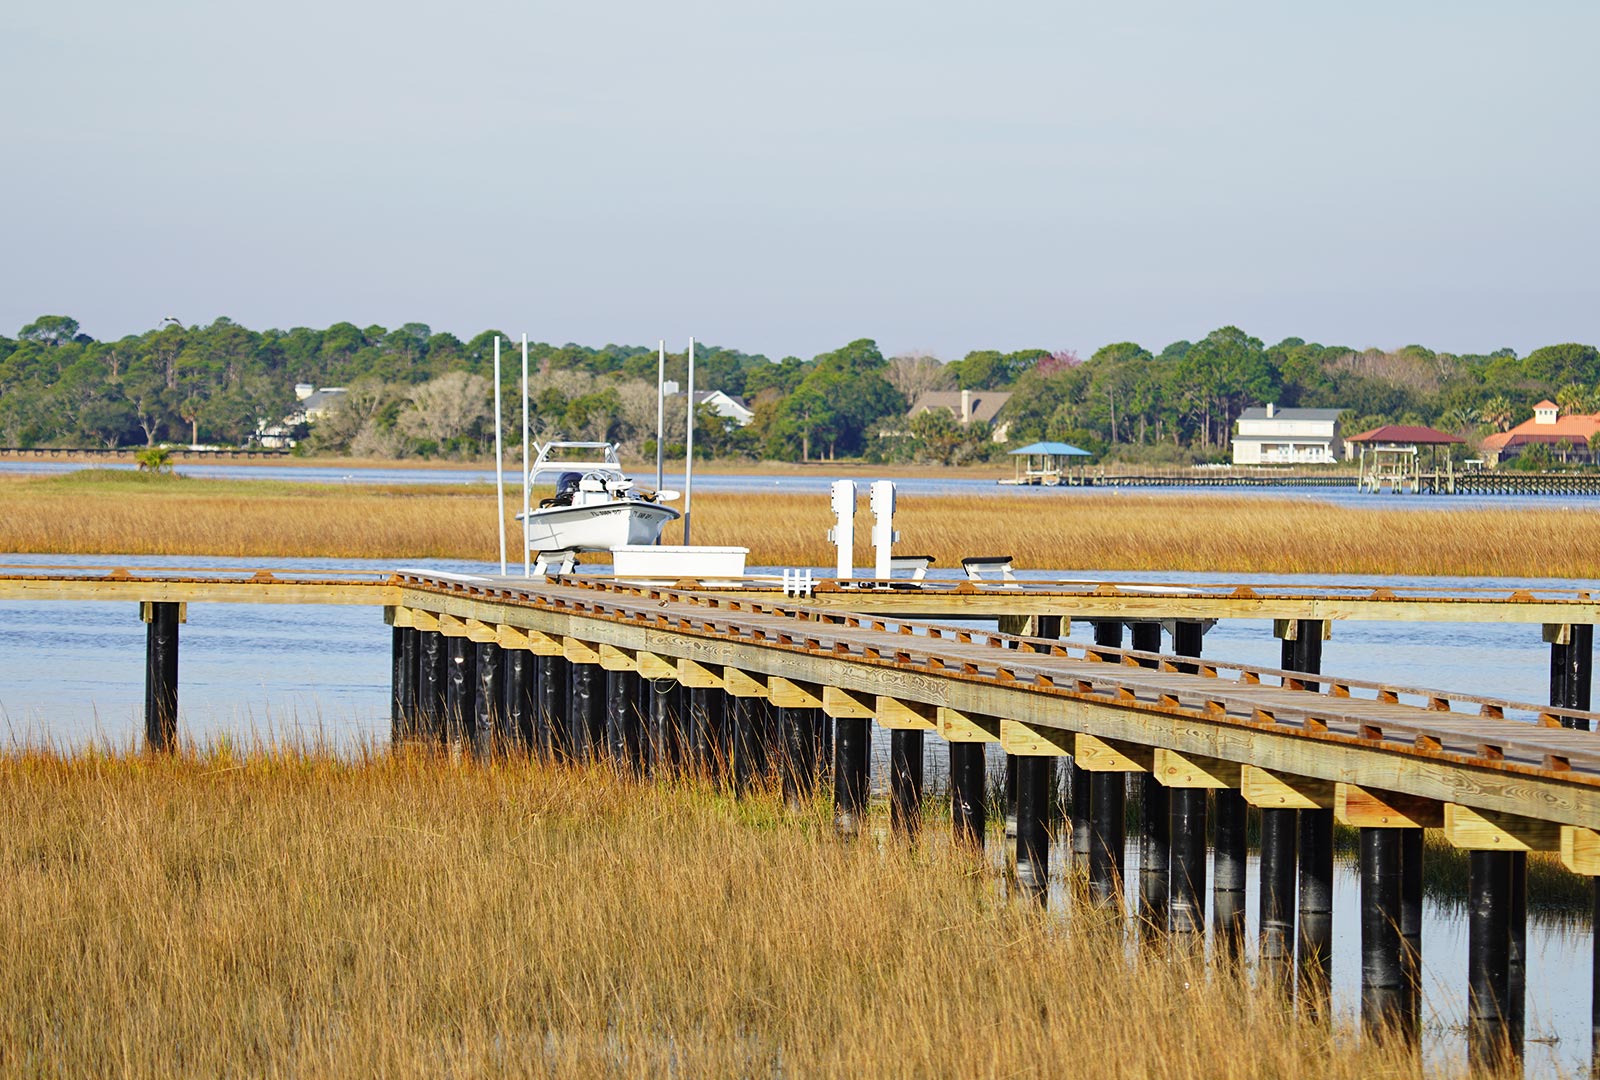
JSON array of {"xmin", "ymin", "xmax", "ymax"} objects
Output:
[
  {"xmin": 521, "ymin": 333, "xmax": 531, "ymax": 577},
  {"xmin": 655, "ymin": 340, "xmax": 665, "ymax": 494},
  {"xmin": 684, "ymin": 336, "xmax": 695, "ymax": 545},
  {"xmin": 493, "ymin": 336, "xmax": 506, "ymax": 576}
]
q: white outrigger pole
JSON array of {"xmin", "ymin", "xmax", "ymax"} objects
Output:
[
  {"xmin": 521, "ymin": 333, "xmax": 531, "ymax": 577},
  {"xmin": 684, "ymin": 336, "xmax": 695, "ymax": 544},
  {"xmin": 655, "ymin": 340, "xmax": 665, "ymax": 495},
  {"xmin": 493, "ymin": 336, "xmax": 506, "ymax": 575}
]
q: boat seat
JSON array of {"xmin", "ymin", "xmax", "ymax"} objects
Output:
[
  {"xmin": 889, "ymin": 555, "xmax": 934, "ymax": 582},
  {"xmin": 961, "ymin": 555, "xmax": 1015, "ymax": 583}
]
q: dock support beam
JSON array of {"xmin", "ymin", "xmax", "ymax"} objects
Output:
[
  {"xmin": 1469, "ymin": 850, "xmax": 1513, "ymax": 1073},
  {"xmin": 834, "ymin": 715, "xmax": 870, "ymax": 837},
  {"xmin": 648, "ymin": 677, "xmax": 681, "ymax": 775},
  {"xmin": 502, "ymin": 649, "xmax": 535, "ymax": 751},
  {"xmin": 889, "ymin": 728, "xmax": 924, "ymax": 837},
  {"xmin": 539, "ymin": 654, "xmax": 569, "ymax": 760},
  {"xmin": 605, "ymin": 669, "xmax": 640, "ymax": 770},
  {"xmin": 142, "ymin": 601, "xmax": 181, "ymax": 752},
  {"xmin": 1170, "ymin": 788, "xmax": 1207, "ymax": 944},
  {"xmin": 472, "ymin": 640, "xmax": 502, "ymax": 759},
  {"xmin": 1015, "ymin": 753, "xmax": 1051, "ymax": 900},
  {"xmin": 1213, "ymin": 789, "xmax": 1247, "ymax": 959},
  {"xmin": 950, "ymin": 742, "xmax": 987, "ymax": 850},
  {"xmin": 1360, "ymin": 828, "xmax": 1407, "ymax": 1041},
  {"xmin": 1401, "ymin": 827, "xmax": 1424, "ymax": 1040}
]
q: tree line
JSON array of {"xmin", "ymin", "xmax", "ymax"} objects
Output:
[{"xmin": 2, "ymin": 315, "xmax": 1597, "ymax": 464}]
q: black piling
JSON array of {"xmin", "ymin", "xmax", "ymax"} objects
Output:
[
  {"xmin": 1284, "ymin": 620, "xmax": 1333, "ymax": 1016},
  {"xmin": 727, "ymin": 695, "xmax": 761, "ymax": 792},
  {"xmin": 569, "ymin": 663, "xmax": 604, "ymax": 762},
  {"xmin": 1508, "ymin": 851, "xmax": 1527, "ymax": 1061},
  {"xmin": 1088, "ymin": 771, "xmax": 1126, "ymax": 909},
  {"xmin": 1552, "ymin": 622, "xmax": 1595, "ymax": 725},
  {"xmin": 834, "ymin": 715, "xmax": 870, "ymax": 837},
  {"xmin": 391, "ymin": 625, "xmax": 413, "ymax": 743},
  {"xmin": 143, "ymin": 601, "xmax": 181, "ymax": 752},
  {"xmin": 540, "ymin": 654, "xmax": 571, "ymax": 760},
  {"xmin": 1170, "ymin": 788, "xmax": 1208, "ymax": 942},
  {"xmin": 1469, "ymin": 850, "xmax": 1514, "ymax": 1072},
  {"xmin": 444, "ymin": 636, "xmax": 475, "ymax": 748},
  {"xmin": 1015, "ymin": 753, "xmax": 1051, "ymax": 901},
  {"xmin": 1298, "ymin": 804, "xmax": 1335, "ymax": 1014},
  {"xmin": 889, "ymin": 728, "xmax": 925, "ymax": 837},
  {"xmin": 471, "ymin": 640, "xmax": 503, "ymax": 759},
  {"xmin": 502, "ymin": 649, "xmax": 536, "ymax": 751},
  {"xmin": 1360, "ymin": 828, "xmax": 1406, "ymax": 1041},
  {"xmin": 1213, "ymin": 789, "xmax": 1248, "ymax": 958},
  {"xmin": 1130, "ymin": 621, "xmax": 1167, "ymax": 938},
  {"xmin": 687, "ymin": 687, "xmax": 726, "ymax": 779},
  {"xmin": 604, "ymin": 669, "xmax": 640, "ymax": 769},
  {"xmin": 1077, "ymin": 620, "xmax": 1123, "ymax": 866},
  {"xmin": 950, "ymin": 741, "xmax": 987, "ymax": 849},
  {"xmin": 418, "ymin": 630, "xmax": 448, "ymax": 743},
  {"xmin": 779, "ymin": 706, "xmax": 817, "ymax": 807},
  {"xmin": 648, "ymin": 677, "xmax": 681, "ymax": 775},
  {"xmin": 1259, "ymin": 807, "xmax": 1297, "ymax": 984},
  {"xmin": 1400, "ymin": 827, "xmax": 1424, "ymax": 1041}
]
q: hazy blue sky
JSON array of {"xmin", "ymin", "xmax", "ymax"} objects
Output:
[{"xmin": 3, "ymin": 1, "xmax": 1595, "ymax": 360}]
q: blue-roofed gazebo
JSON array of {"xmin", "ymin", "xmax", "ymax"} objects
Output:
[{"xmin": 1003, "ymin": 441, "xmax": 1093, "ymax": 486}]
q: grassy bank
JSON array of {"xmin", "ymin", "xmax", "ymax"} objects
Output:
[
  {"xmin": 1, "ymin": 748, "xmax": 1435, "ymax": 1079},
  {"xmin": 1, "ymin": 470, "xmax": 1596, "ymax": 578}
]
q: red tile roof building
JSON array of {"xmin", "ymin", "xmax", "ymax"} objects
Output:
[{"xmin": 1480, "ymin": 403, "xmax": 1600, "ymax": 464}]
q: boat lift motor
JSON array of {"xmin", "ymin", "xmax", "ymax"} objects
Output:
[
  {"xmin": 870, "ymin": 480, "xmax": 898, "ymax": 580},
  {"xmin": 828, "ymin": 479, "xmax": 856, "ymax": 579}
]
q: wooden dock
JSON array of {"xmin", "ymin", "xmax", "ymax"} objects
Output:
[{"xmin": 1, "ymin": 563, "xmax": 1596, "ymax": 1069}]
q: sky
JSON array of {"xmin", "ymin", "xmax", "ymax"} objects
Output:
[{"xmin": 2, "ymin": 1, "xmax": 1596, "ymax": 361}]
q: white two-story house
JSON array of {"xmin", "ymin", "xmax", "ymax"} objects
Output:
[{"xmin": 1231, "ymin": 404, "xmax": 1344, "ymax": 465}]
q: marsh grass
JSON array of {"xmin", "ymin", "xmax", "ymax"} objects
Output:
[
  {"xmin": 0, "ymin": 747, "xmax": 1446, "ymax": 1079},
  {"xmin": 1, "ymin": 471, "xmax": 1595, "ymax": 578}
]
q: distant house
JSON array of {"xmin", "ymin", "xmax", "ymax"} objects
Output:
[
  {"xmin": 665, "ymin": 384, "xmax": 754, "ymax": 427},
  {"xmin": 255, "ymin": 383, "xmax": 348, "ymax": 448},
  {"xmin": 1231, "ymin": 404, "xmax": 1344, "ymax": 465},
  {"xmin": 1480, "ymin": 400, "xmax": 1600, "ymax": 465},
  {"xmin": 908, "ymin": 389, "xmax": 1013, "ymax": 442}
]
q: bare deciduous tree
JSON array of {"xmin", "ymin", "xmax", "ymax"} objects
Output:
[
  {"xmin": 398, "ymin": 372, "xmax": 491, "ymax": 447},
  {"xmin": 886, "ymin": 352, "xmax": 954, "ymax": 404}
]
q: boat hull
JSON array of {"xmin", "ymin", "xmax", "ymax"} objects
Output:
[{"xmin": 521, "ymin": 501, "xmax": 680, "ymax": 553}]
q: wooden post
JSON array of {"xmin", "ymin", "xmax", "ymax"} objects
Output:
[
  {"xmin": 1213, "ymin": 789, "xmax": 1247, "ymax": 959},
  {"xmin": 834, "ymin": 715, "xmax": 869, "ymax": 837},
  {"xmin": 1360, "ymin": 828, "xmax": 1406, "ymax": 1040},
  {"xmin": 472, "ymin": 640, "xmax": 502, "ymax": 759},
  {"xmin": 418, "ymin": 629, "xmax": 448, "ymax": 743},
  {"xmin": 539, "ymin": 654, "xmax": 570, "ymax": 760},
  {"xmin": 604, "ymin": 669, "xmax": 639, "ymax": 769},
  {"xmin": 391, "ymin": 626, "xmax": 409, "ymax": 743},
  {"xmin": 1089, "ymin": 771, "xmax": 1125, "ymax": 909},
  {"xmin": 889, "ymin": 728, "xmax": 924, "ymax": 837},
  {"xmin": 779, "ymin": 706, "xmax": 817, "ymax": 808},
  {"xmin": 502, "ymin": 649, "xmax": 535, "ymax": 751},
  {"xmin": 950, "ymin": 741, "xmax": 986, "ymax": 850},
  {"xmin": 142, "ymin": 601, "xmax": 181, "ymax": 752},
  {"xmin": 1283, "ymin": 620, "xmax": 1333, "ymax": 1016},
  {"xmin": 1469, "ymin": 850, "xmax": 1513, "ymax": 1072},
  {"xmin": 1015, "ymin": 753, "xmax": 1051, "ymax": 900},
  {"xmin": 445, "ymin": 635, "xmax": 475, "ymax": 748},
  {"xmin": 1550, "ymin": 622, "xmax": 1594, "ymax": 727},
  {"xmin": 1260, "ymin": 807, "xmax": 1297, "ymax": 985}
]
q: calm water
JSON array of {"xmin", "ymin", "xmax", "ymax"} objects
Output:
[
  {"xmin": 6, "ymin": 457, "xmax": 1600, "ymax": 511},
  {"xmin": 0, "ymin": 552, "xmax": 1595, "ymax": 1075}
]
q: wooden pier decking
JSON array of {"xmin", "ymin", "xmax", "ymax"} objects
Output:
[{"xmin": 2, "ymin": 562, "xmax": 1596, "ymax": 1068}]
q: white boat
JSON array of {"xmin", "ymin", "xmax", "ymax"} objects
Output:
[{"xmin": 516, "ymin": 442, "xmax": 680, "ymax": 555}]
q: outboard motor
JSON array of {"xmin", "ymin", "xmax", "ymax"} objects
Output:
[{"xmin": 554, "ymin": 471, "xmax": 582, "ymax": 506}]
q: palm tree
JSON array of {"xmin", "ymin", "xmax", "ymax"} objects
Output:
[
  {"xmin": 1481, "ymin": 395, "xmax": 1514, "ymax": 432},
  {"xmin": 1440, "ymin": 406, "xmax": 1479, "ymax": 434},
  {"xmin": 1557, "ymin": 382, "xmax": 1593, "ymax": 417}
]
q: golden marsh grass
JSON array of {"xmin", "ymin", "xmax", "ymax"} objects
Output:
[
  {"xmin": 0, "ymin": 471, "xmax": 1595, "ymax": 578},
  {"xmin": 1, "ymin": 748, "xmax": 1438, "ymax": 1079}
]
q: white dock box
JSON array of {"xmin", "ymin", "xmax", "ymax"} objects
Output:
[{"xmin": 611, "ymin": 545, "xmax": 749, "ymax": 579}]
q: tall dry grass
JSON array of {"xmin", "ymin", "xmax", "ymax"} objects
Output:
[
  {"xmin": 1, "ymin": 749, "xmax": 1435, "ymax": 1079},
  {"xmin": 1, "ymin": 471, "xmax": 1595, "ymax": 578}
]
